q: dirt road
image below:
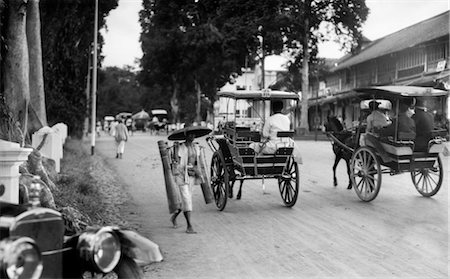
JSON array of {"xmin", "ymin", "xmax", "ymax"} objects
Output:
[{"xmin": 94, "ymin": 132, "xmax": 448, "ymax": 279}]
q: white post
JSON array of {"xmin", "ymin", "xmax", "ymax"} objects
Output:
[
  {"xmin": 0, "ymin": 140, "xmax": 33, "ymax": 204},
  {"xmin": 91, "ymin": 0, "xmax": 98, "ymax": 155}
]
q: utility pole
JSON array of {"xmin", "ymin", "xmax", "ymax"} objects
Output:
[
  {"xmin": 85, "ymin": 44, "xmax": 91, "ymax": 137},
  {"xmin": 258, "ymin": 25, "xmax": 265, "ymax": 89},
  {"xmin": 91, "ymin": 0, "xmax": 98, "ymax": 155}
]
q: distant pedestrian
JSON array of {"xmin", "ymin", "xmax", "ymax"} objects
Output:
[
  {"xmin": 114, "ymin": 119, "xmax": 129, "ymax": 159},
  {"xmin": 126, "ymin": 117, "xmax": 133, "ymax": 136},
  {"xmin": 96, "ymin": 121, "xmax": 102, "ymax": 137},
  {"xmin": 110, "ymin": 120, "xmax": 118, "ymax": 137}
]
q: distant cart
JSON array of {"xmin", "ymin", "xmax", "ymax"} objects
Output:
[
  {"xmin": 132, "ymin": 110, "xmax": 150, "ymax": 131},
  {"xmin": 149, "ymin": 109, "xmax": 169, "ymax": 134},
  {"xmin": 115, "ymin": 112, "xmax": 132, "ymax": 121},
  {"xmin": 103, "ymin": 115, "xmax": 115, "ymax": 131}
]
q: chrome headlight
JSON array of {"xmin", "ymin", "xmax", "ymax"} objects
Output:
[
  {"xmin": 0, "ymin": 237, "xmax": 43, "ymax": 279},
  {"xmin": 77, "ymin": 227, "xmax": 121, "ymax": 273}
]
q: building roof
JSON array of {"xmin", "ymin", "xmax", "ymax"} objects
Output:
[{"xmin": 333, "ymin": 11, "xmax": 449, "ymax": 71}]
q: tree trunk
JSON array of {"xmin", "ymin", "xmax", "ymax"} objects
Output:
[
  {"xmin": 26, "ymin": 0, "xmax": 47, "ymax": 134},
  {"xmin": 194, "ymin": 78, "xmax": 202, "ymax": 123},
  {"xmin": 299, "ymin": 1, "xmax": 311, "ymax": 135},
  {"xmin": 4, "ymin": 0, "xmax": 30, "ymax": 144},
  {"xmin": 170, "ymin": 74, "xmax": 179, "ymax": 124}
]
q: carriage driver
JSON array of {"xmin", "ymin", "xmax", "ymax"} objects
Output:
[
  {"xmin": 249, "ymin": 100, "xmax": 302, "ymax": 163},
  {"xmin": 250, "ymin": 100, "xmax": 290, "ymax": 154}
]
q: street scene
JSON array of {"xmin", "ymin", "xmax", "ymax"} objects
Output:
[
  {"xmin": 0, "ymin": 0, "xmax": 449, "ymax": 279},
  {"xmin": 93, "ymin": 132, "xmax": 448, "ymax": 278}
]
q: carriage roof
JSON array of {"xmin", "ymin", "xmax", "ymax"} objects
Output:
[
  {"xmin": 353, "ymin": 86, "xmax": 448, "ymax": 99},
  {"xmin": 217, "ymin": 90, "xmax": 300, "ymax": 100},
  {"xmin": 151, "ymin": 109, "xmax": 168, "ymax": 115}
]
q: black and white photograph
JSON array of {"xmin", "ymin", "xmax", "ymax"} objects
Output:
[{"xmin": 0, "ymin": 0, "xmax": 448, "ymax": 278}]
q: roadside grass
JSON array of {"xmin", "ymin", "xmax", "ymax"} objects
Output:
[{"xmin": 54, "ymin": 138, "xmax": 128, "ymax": 227}]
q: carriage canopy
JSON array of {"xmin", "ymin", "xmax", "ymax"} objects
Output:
[
  {"xmin": 215, "ymin": 89, "xmax": 300, "ymax": 131},
  {"xmin": 217, "ymin": 89, "xmax": 301, "ymax": 100}
]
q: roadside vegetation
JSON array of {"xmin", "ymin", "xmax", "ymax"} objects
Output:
[{"xmin": 54, "ymin": 138, "xmax": 129, "ymax": 228}]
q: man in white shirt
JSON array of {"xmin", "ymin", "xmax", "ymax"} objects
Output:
[
  {"xmin": 251, "ymin": 100, "xmax": 290, "ymax": 154},
  {"xmin": 366, "ymin": 100, "xmax": 391, "ymax": 133}
]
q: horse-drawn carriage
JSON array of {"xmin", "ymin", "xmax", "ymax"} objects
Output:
[
  {"xmin": 206, "ymin": 89, "xmax": 301, "ymax": 210},
  {"xmin": 149, "ymin": 109, "xmax": 169, "ymax": 134},
  {"xmin": 326, "ymin": 86, "xmax": 448, "ymax": 202}
]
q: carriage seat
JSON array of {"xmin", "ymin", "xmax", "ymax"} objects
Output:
[
  {"xmin": 236, "ymin": 130, "xmax": 261, "ymax": 144},
  {"xmin": 237, "ymin": 146, "xmax": 293, "ymax": 175},
  {"xmin": 273, "ymin": 130, "xmax": 295, "ymax": 150},
  {"xmin": 365, "ymin": 135, "xmax": 414, "ymax": 156},
  {"xmin": 427, "ymin": 130, "xmax": 447, "ymax": 154}
]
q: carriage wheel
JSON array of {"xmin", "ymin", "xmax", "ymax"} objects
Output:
[
  {"xmin": 210, "ymin": 151, "xmax": 229, "ymax": 211},
  {"xmin": 350, "ymin": 147, "xmax": 382, "ymax": 202},
  {"xmin": 411, "ymin": 156, "xmax": 443, "ymax": 197},
  {"xmin": 278, "ymin": 156, "xmax": 299, "ymax": 207}
]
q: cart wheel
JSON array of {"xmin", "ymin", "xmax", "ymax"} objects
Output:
[
  {"xmin": 210, "ymin": 151, "xmax": 229, "ymax": 211},
  {"xmin": 350, "ymin": 147, "xmax": 382, "ymax": 202},
  {"xmin": 278, "ymin": 156, "xmax": 299, "ymax": 207},
  {"xmin": 411, "ymin": 156, "xmax": 443, "ymax": 197}
]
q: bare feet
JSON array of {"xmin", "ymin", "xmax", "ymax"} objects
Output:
[
  {"xmin": 170, "ymin": 215, "xmax": 178, "ymax": 228},
  {"xmin": 186, "ymin": 227, "xmax": 197, "ymax": 234}
]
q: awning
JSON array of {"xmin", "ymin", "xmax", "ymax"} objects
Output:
[
  {"xmin": 132, "ymin": 110, "xmax": 150, "ymax": 120},
  {"xmin": 397, "ymin": 70, "xmax": 450, "ymax": 88}
]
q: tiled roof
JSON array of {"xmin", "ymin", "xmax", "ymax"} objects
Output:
[{"xmin": 332, "ymin": 11, "xmax": 449, "ymax": 71}]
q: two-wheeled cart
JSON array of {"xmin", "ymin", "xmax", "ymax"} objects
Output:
[
  {"xmin": 207, "ymin": 89, "xmax": 301, "ymax": 210},
  {"xmin": 328, "ymin": 86, "xmax": 448, "ymax": 202}
]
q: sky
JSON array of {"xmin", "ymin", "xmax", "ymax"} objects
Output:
[{"xmin": 101, "ymin": 0, "xmax": 450, "ymax": 69}]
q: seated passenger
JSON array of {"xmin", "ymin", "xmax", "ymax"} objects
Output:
[
  {"xmin": 366, "ymin": 100, "xmax": 391, "ymax": 133},
  {"xmin": 412, "ymin": 98, "xmax": 434, "ymax": 151},
  {"xmin": 380, "ymin": 103, "xmax": 416, "ymax": 140},
  {"xmin": 249, "ymin": 100, "xmax": 290, "ymax": 154}
]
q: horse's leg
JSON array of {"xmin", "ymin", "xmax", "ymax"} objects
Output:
[
  {"xmin": 332, "ymin": 154, "xmax": 341, "ymax": 187},
  {"xmin": 229, "ymin": 180, "xmax": 235, "ymax": 198},
  {"xmin": 237, "ymin": 180, "xmax": 244, "ymax": 200},
  {"xmin": 345, "ymin": 158, "xmax": 352, "ymax": 189}
]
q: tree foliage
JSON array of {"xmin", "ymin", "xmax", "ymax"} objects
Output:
[
  {"xmin": 139, "ymin": 0, "xmax": 287, "ymax": 123},
  {"xmin": 40, "ymin": 0, "xmax": 118, "ymax": 137},
  {"xmin": 97, "ymin": 67, "xmax": 143, "ymax": 118},
  {"xmin": 138, "ymin": 0, "xmax": 368, "ymax": 129},
  {"xmin": 278, "ymin": 0, "xmax": 369, "ymax": 132}
]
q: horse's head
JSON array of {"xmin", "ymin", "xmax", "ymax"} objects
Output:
[{"xmin": 325, "ymin": 116, "xmax": 344, "ymax": 132}]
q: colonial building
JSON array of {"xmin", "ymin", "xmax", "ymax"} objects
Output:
[{"xmin": 310, "ymin": 11, "xmax": 449, "ymax": 130}]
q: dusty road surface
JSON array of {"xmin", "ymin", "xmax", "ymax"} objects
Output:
[{"xmin": 94, "ymin": 132, "xmax": 448, "ymax": 279}]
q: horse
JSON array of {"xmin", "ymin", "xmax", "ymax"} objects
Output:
[{"xmin": 324, "ymin": 116, "xmax": 355, "ymax": 190}]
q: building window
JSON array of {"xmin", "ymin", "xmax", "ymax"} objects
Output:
[
  {"xmin": 427, "ymin": 43, "xmax": 446, "ymax": 63},
  {"xmin": 397, "ymin": 49, "xmax": 425, "ymax": 78},
  {"xmin": 426, "ymin": 42, "xmax": 448, "ymax": 72}
]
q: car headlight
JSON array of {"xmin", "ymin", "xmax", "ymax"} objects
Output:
[
  {"xmin": 0, "ymin": 237, "xmax": 43, "ymax": 279},
  {"xmin": 77, "ymin": 227, "xmax": 121, "ymax": 273}
]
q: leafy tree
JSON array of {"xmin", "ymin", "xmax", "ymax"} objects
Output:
[
  {"xmin": 97, "ymin": 66, "xmax": 142, "ymax": 118},
  {"xmin": 138, "ymin": 0, "xmax": 368, "ymax": 130},
  {"xmin": 0, "ymin": 0, "xmax": 118, "ymax": 141},
  {"xmin": 40, "ymin": 0, "xmax": 118, "ymax": 138},
  {"xmin": 1, "ymin": 0, "xmax": 31, "ymax": 143},
  {"xmin": 27, "ymin": 0, "xmax": 47, "ymax": 132},
  {"xmin": 139, "ymin": 0, "xmax": 287, "ymax": 123},
  {"xmin": 139, "ymin": 0, "xmax": 189, "ymax": 123},
  {"xmin": 281, "ymin": 0, "xmax": 369, "ymax": 133}
]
